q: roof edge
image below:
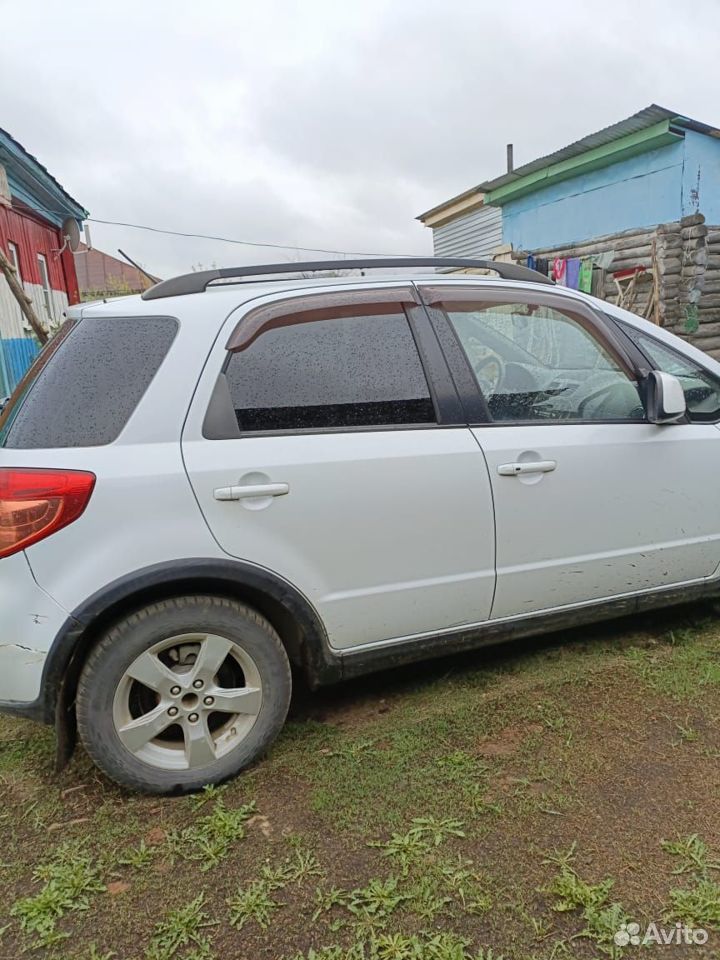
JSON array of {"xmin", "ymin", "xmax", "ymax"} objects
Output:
[
  {"xmin": 416, "ymin": 184, "xmax": 485, "ymax": 224},
  {"xmin": 419, "ymin": 105, "xmax": 720, "ymax": 227},
  {"xmin": 485, "ymin": 119, "xmax": 682, "ymax": 206},
  {"xmin": 0, "ymin": 126, "xmax": 88, "ymax": 220}
]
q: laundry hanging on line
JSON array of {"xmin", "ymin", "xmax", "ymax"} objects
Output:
[
  {"xmin": 525, "ymin": 250, "xmax": 616, "ymax": 295},
  {"xmin": 566, "ymin": 258, "xmax": 581, "ymax": 290},
  {"xmin": 578, "ymin": 259, "xmax": 593, "ymax": 293}
]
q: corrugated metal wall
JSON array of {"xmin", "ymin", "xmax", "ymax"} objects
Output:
[
  {"xmin": 0, "ymin": 337, "xmax": 39, "ymax": 395},
  {"xmin": 0, "ymin": 203, "xmax": 76, "ymax": 394},
  {"xmin": 432, "ymin": 205, "xmax": 503, "ymax": 258}
]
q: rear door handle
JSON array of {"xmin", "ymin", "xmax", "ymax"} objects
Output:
[
  {"xmin": 214, "ymin": 482, "xmax": 289, "ymax": 501},
  {"xmin": 497, "ymin": 460, "xmax": 557, "ymax": 477}
]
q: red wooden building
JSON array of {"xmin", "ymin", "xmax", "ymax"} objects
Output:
[{"xmin": 0, "ymin": 127, "xmax": 87, "ymax": 393}]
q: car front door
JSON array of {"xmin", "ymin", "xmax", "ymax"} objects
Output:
[
  {"xmin": 419, "ymin": 283, "xmax": 720, "ymax": 620},
  {"xmin": 182, "ymin": 286, "xmax": 496, "ymax": 650}
]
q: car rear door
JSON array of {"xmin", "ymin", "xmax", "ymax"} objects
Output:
[
  {"xmin": 418, "ymin": 283, "xmax": 720, "ymax": 620},
  {"xmin": 182, "ymin": 286, "xmax": 496, "ymax": 650}
]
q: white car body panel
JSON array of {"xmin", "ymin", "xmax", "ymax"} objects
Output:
[
  {"xmin": 0, "ymin": 552, "xmax": 69, "ymax": 701},
  {"xmin": 17, "ymin": 442, "xmax": 223, "ymax": 616},
  {"xmin": 183, "ymin": 428, "xmax": 496, "ymax": 650},
  {"xmin": 473, "ymin": 422, "xmax": 720, "ymax": 618}
]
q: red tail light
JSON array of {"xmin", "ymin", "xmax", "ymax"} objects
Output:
[{"xmin": 0, "ymin": 468, "xmax": 96, "ymax": 559}]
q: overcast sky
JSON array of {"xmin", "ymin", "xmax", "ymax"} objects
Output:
[{"xmin": 2, "ymin": 0, "xmax": 719, "ymax": 278}]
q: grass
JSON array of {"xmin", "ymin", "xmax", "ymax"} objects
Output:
[
  {"xmin": 661, "ymin": 834, "xmax": 720, "ymax": 877},
  {"xmin": 624, "ymin": 624, "xmax": 720, "ymax": 701},
  {"xmin": 666, "ymin": 878, "xmax": 720, "ymax": 928},
  {"xmin": 661, "ymin": 831, "xmax": 720, "ymax": 930},
  {"xmin": 3, "ymin": 604, "xmax": 720, "ymax": 957},
  {"xmin": 118, "ymin": 839, "xmax": 155, "ymax": 869},
  {"xmin": 284, "ymin": 933, "xmax": 505, "ymax": 960},
  {"xmin": 10, "ymin": 842, "xmax": 105, "ymax": 948},
  {"xmin": 541, "ymin": 844, "xmax": 628, "ymax": 958},
  {"xmin": 166, "ymin": 798, "xmax": 256, "ymax": 870},
  {"xmin": 145, "ymin": 894, "xmax": 216, "ymax": 960},
  {"xmin": 227, "ymin": 879, "xmax": 282, "ymax": 931},
  {"xmin": 227, "ymin": 847, "xmax": 323, "ymax": 930}
]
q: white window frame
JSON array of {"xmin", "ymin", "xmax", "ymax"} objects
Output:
[
  {"xmin": 37, "ymin": 253, "xmax": 54, "ymax": 322},
  {"xmin": 7, "ymin": 241, "xmax": 21, "ymax": 279},
  {"xmin": 5, "ymin": 242, "xmax": 23, "ymax": 325}
]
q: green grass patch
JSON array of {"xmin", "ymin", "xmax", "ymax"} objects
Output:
[
  {"xmin": 625, "ymin": 625, "xmax": 720, "ymax": 701},
  {"xmin": 227, "ymin": 846, "xmax": 323, "ymax": 931},
  {"xmin": 667, "ymin": 877, "xmax": 720, "ymax": 928},
  {"xmin": 0, "ymin": 716, "xmax": 56, "ymax": 774},
  {"xmin": 167, "ymin": 797, "xmax": 255, "ymax": 870},
  {"xmin": 284, "ymin": 933, "xmax": 505, "ymax": 960},
  {"xmin": 541, "ymin": 843, "xmax": 628, "ymax": 958},
  {"xmin": 661, "ymin": 834, "xmax": 720, "ymax": 877},
  {"xmin": 146, "ymin": 893, "xmax": 216, "ymax": 960},
  {"xmin": 10, "ymin": 842, "xmax": 105, "ymax": 949}
]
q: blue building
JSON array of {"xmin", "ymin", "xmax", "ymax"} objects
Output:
[{"xmin": 417, "ymin": 105, "xmax": 720, "ymax": 352}]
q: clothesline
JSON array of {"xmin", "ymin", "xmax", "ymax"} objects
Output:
[{"xmin": 526, "ymin": 251, "xmax": 615, "ymax": 296}]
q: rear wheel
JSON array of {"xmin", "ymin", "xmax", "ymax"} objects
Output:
[{"xmin": 76, "ymin": 596, "xmax": 292, "ymax": 793}]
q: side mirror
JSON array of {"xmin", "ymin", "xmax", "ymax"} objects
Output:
[{"xmin": 645, "ymin": 371, "xmax": 686, "ymax": 424}]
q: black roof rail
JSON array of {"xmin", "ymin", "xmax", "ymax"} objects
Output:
[{"xmin": 141, "ymin": 257, "xmax": 553, "ymax": 301}]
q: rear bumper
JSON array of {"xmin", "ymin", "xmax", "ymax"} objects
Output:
[{"xmin": 0, "ymin": 552, "xmax": 70, "ymax": 716}]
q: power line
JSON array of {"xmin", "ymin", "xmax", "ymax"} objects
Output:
[{"xmin": 86, "ymin": 217, "xmax": 410, "ymax": 258}]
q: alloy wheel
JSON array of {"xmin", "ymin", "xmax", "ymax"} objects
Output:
[{"xmin": 112, "ymin": 632, "xmax": 263, "ymax": 771}]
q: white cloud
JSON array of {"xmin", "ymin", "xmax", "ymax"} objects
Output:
[{"xmin": 2, "ymin": 0, "xmax": 719, "ymax": 278}]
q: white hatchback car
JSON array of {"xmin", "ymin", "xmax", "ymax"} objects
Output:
[{"xmin": 2, "ymin": 257, "xmax": 720, "ymax": 793}]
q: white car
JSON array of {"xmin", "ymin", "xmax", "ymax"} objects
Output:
[{"xmin": 1, "ymin": 257, "xmax": 719, "ymax": 793}]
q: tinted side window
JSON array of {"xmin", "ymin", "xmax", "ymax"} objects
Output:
[
  {"xmin": 1, "ymin": 316, "xmax": 177, "ymax": 449},
  {"xmin": 619, "ymin": 323, "xmax": 720, "ymax": 422},
  {"xmin": 224, "ymin": 308, "xmax": 435, "ymax": 432},
  {"xmin": 443, "ymin": 299, "xmax": 645, "ymax": 422}
]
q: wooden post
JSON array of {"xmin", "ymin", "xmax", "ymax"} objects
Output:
[
  {"xmin": 651, "ymin": 239, "xmax": 661, "ymax": 325},
  {"xmin": 0, "ymin": 246, "xmax": 48, "ymax": 345}
]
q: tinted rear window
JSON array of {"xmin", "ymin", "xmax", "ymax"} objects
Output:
[
  {"xmin": 224, "ymin": 309, "xmax": 435, "ymax": 432},
  {"xmin": 0, "ymin": 316, "xmax": 178, "ymax": 449}
]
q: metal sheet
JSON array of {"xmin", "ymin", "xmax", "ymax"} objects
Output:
[
  {"xmin": 432, "ymin": 205, "xmax": 503, "ymax": 258},
  {"xmin": 479, "ymin": 104, "xmax": 708, "ymax": 194}
]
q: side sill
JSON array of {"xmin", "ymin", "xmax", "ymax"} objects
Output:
[{"xmin": 338, "ymin": 579, "xmax": 720, "ymax": 680}]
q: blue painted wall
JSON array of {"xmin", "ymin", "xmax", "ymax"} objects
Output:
[
  {"xmin": 681, "ymin": 130, "xmax": 720, "ymax": 223},
  {"xmin": 0, "ymin": 337, "xmax": 39, "ymax": 395},
  {"xmin": 500, "ymin": 132, "xmax": 720, "ymax": 250}
]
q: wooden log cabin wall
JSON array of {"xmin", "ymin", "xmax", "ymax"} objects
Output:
[{"xmin": 513, "ymin": 213, "xmax": 720, "ymax": 359}]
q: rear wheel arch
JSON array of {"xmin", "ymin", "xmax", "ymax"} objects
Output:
[{"xmin": 43, "ymin": 560, "xmax": 340, "ymax": 761}]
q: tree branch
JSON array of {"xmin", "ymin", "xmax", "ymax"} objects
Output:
[{"xmin": 0, "ymin": 246, "xmax": 48, "ymax": 345}]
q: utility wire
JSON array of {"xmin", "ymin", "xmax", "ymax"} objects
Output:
[{"xmin": 86, "ymin": 217, "xmax": 411, "ymax": 258}]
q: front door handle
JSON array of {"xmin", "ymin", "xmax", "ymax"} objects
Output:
[
  {"xmin": 214, "ymin": 482, "xmax": 290, "ymax": 501},
  {"xmin": 497, "ymin": 460, "xmax": 557, "ymax": 477}
]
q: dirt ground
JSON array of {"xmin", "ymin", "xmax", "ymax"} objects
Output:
[{"xmin": 2, "ymin": 603, "xmax": 720, "ymax": 960}]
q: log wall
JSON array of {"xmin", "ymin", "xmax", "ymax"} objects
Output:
[{"xmin": 514, "ymin": 213, "xmax": 720, "ymax": 359}]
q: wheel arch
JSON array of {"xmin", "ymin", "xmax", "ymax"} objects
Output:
[{"xmin": 42, "ymin": 559, "xmax": 341, "ymax": 765}]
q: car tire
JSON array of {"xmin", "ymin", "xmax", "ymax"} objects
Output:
[{"xmin": 76, "ymin": 595, "xmax": 292, "ymax": 794}]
